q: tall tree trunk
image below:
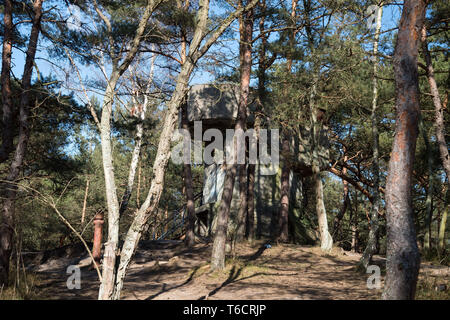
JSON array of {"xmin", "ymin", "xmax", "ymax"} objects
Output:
[
  {"xmin": 118, "ymin": 121, "xmax": 143, "ymax": 217},
  {"xmin": 136, "ymin": 163, "xmax": 141, "ymax": 207},
  {"xmin": 359, "ymin": 4, "xmax": 383, "ymax": 270},
  {"xmin": 211, "ymin": 163, "xmax": 238, "ymax": 270},
  {"xmin": 211, "ymin": 2, "xmax": 253, "ymax": 270},
  {"xmin": 96, "ymin": 0, "xmax": 162, "ymax": 300},
  {"xmin": 176, "ymin": 0, "xmax": 196, "ymax": 248},
  {"xmin": 382, "ymin": 0, "xmax": 426, "ymax": 300},
  {"xmin": 420, "ymin": 24, "xmax": 448, "ymax": 250},
  {"xmin": 309, "ymin": 77, "xmax": 332, "ymax": 252},
  {"xmin": 182, "ymin": 101, "xmax": 196, "ymax": 247},
  {"xmin": 246, "ymin": 0, "xmax": 268, "ymax": 242},
  {"xmin": 303, "ymin": 0, "xmax": 332, "ymax": 252},
  {"xmin": 333, "ymin": 182, "xmax": 349, "ymax": 239},
  {"xmin": 277, "ymin": 136, "xmax": 290, "ymax": 242},
  {"xmin": 0, "ymin": 0, "xmax": 43, "ymax": 287},
  {"xmin": 421, "ymin": 25, "xmax": 450, "ymax": 186},
  {"xmin": 81, "ymin": 178, "xmax": 90, "ymax": 225},
  {"xmin": 0, "ymin": 0, "xmax": 14, "ymax": 163},
  {"xmin": 351, "ymin": 193, "xmax": 359, "ymax": 253},
  {"xmin": 275, "ymin": 0, "xmax": 296, "ymax": 243},
  {"xmin": 98, "ymin": 82, "xmax": 122, "ymax": 300},
  {"xmin": 246, "ymin": 163, "xmax": 255, "ymax": 240},
  {"xmin": 235, "ymin": 164, "xmax": 248, "ymax": 242},
  {"xmin": 314, "ymin": 168, "xmax": 332, "ymax": 251},
  {"xmin": 235, "ymin": 5, "xmax": 254, "ymax": 242},
  {"xmin": 234, "ymin": 8, "xmax": 247, "ymax": 244},
  {"xmin": 438, "ymin": 189, "xmax": 448, "ymax": 253},
  {"xmin": 333, "ymin": 153, "xmax": 349, "ymax": 238},
  {"xmin": 420, "ymin": 119, "xmax": 433, "ymax": 251}
]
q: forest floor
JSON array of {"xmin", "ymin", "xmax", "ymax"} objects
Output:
[{"xmin": 25, "ymin": 240, "xmax": 449, "ymax": 300}]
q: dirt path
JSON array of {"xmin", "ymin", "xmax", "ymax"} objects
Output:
[{"xmin": 32, "ymin": 241, "xmax": 448, "ymax": 300}]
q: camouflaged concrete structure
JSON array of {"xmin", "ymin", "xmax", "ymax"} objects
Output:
[{"xmin": 183, "ymin": 83, "xmax": 329, "ymax": 240}]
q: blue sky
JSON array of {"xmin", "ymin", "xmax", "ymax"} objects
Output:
[
  {"xmin": 1, "ymin": 0, "xmax": 406, "ymax": 158},
  {"xmin": 7, "ymin": 1, "xmax": 403, "ymax": 93}
]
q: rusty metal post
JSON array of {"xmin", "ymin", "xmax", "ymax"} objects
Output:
[{"xmin": 92, "ymin": 212, "xmax": 104, "ymax": 267}]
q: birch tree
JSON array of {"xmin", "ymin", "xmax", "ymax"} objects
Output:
[
  {"xmin": 93, "ymin": 0, "xmax": 164, "ymax": 300},
  {"xmin": 359, "ymin": 2, "xmax": 383, "ymax": 270},
  {"xmin": 103, "ymin": 0, "xmax": 260, "ymax": 298}
]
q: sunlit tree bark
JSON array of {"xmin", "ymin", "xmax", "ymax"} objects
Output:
[
  {"xmin": 211, "ymin": 0, "xmax": 254, "ymax": 270},
  {"xmin": 382, "ymin": 0, "xmax": 426, "ymax": 300},
  {"xmin": 97, "ymin": 0, "xmax": 163, "ymax": 300}
]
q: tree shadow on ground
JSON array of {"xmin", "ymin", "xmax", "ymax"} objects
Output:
[
  {"xmin": 144, "ymin": 264, "xmax": 200, "ymax": 300},
  {"xmin": 143, "ymin": 243, "xmax": 270, "ymax": 300},
  {"xmin": 196, "ymin": 244, "xmax": 287, "ymax": 299}
]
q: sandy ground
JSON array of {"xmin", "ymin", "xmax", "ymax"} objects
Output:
[{"xmin": 30, "ymin": 240, "xmax": 449, "ymax": 300}]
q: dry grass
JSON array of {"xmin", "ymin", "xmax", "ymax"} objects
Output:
[
  {"xmin": 416, "ymin": 275, "xmax": 450, "ymax": 300},
  {"xmin": 0, "ymin": 271, "xmax": 42, "ymax": 300},
  {"xmin": 25, "ymin": 241, "xmax": 450, "ymax": 300}
]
